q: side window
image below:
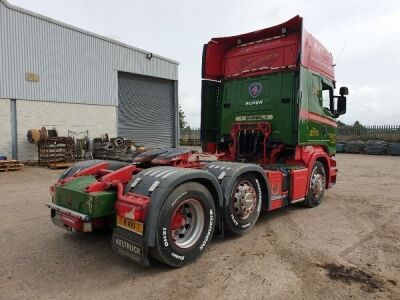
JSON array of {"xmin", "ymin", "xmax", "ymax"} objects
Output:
[
  {"xmin": 322, "ymin": 81, "xmax": 334, "ymax": 114},
  {"xmin": 311, "ymin": 75, "xmax": 322, "ymax": 105},
  {"xmin": 322, "ymin": 89, "xmax": 330, "ymax": 109}
]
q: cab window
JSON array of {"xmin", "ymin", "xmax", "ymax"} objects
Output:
[{"xmin": 322, "ymin": 81, "xmax": 334, "ymax": 115}]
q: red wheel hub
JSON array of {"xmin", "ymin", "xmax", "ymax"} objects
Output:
[{"xmin": 171, "ymin": 211, "xmax": 185, "ymax": 230}]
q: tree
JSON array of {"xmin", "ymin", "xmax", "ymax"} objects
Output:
[
  {"xmin": 337, "ymin": 120, "xmax": 346, "ymax": 128},
  {"xmin": 179, "ymin": 105, "xmax": 188, "ymax": 129},
  {"xmin": 353, "ymin": 120, "xmax": 364, "ymax": 128}
]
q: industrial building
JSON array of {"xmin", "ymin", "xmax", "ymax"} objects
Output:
[{"xmin": 0, "ymin": 0, "xmax": 179, "ymax": 161}]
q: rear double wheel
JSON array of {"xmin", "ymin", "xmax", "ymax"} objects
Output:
[
  {"xmin": 151, "ymin": 182, "xmax": 216, "ymax": 267},
  {"xmin": 223, "ymin": 173, "xmax": 262, "ymax": 236}
]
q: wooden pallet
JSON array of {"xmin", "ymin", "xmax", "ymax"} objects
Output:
[
  {"xmin": 0, "ymin": 160, "xmax": 24, "ymax": 172},
  {"xmin": 23, "ymin": 161, "xmax": 40, "ymax": 166},
  {"xmin": 47, "ymin": 161, "xmax": 75, "ymax": 169}
]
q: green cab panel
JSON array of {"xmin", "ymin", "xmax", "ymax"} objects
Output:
[
  {"xmin": 200, "ymin": 67, "xmax": 338, "ymax": 156},
  {"xmin": 219, "ymin": 71, "xmax": 297, "ymax": 146},
  {"xmin": 54, "ymin": 176, "xmax": 116, "ymax": 218}
]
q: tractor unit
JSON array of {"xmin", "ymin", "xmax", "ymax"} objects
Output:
[{"xmin": 46, "ymin": 16, "xmax": 348, "ymax": 267}]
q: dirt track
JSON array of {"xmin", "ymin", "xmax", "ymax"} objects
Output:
[{"xmin": 0, "ymin": 154, "xmax": 399, "ymax": 299}]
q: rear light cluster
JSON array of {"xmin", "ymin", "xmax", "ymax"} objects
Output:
[{"xmin": 116, "ymin": 193, "xmax": 150, "ymax": 223}]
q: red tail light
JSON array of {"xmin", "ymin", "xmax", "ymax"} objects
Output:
[
  {"xmin": 116, "ymin": 193, "xmax": 149, "ymax": 223},
  {"xmin": 133, "ymin": 206, "xmax": 144, "ymax": 221}
]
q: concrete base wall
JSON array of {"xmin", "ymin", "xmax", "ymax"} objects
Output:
[
  {"xmin": 0, "ymin": 99, "xmax": 12, "ymax": 158},
  {"xmin": 16, "ymin": 100, "xmax": 117, "ymax": 161}
]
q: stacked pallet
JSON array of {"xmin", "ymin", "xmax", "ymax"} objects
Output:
[
  {"xmin": 47, "ymin": 161, "xmax": 75, "ymax": 169},
  {"xmin": 38, "ymin": 137, "xmax": 74, "ymax": 166},
  {"xmin": 0, "ymin": 160, "xmax": 24, "ymax": 172}
]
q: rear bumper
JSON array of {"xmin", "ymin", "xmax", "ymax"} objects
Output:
[
  {"xmin": 46, "ymin": 203, "xmax": 107, "ymax": 232},
  {"xmin": 112, "ymin": 226, "xmax": 149, "ymax": 266}
]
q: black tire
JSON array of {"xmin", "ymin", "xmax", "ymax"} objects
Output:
[
  {"xmin": 59, "ymin": 160, "xmax": 128, "ymax": 180},
  {"xmin": 304, "ymin": 161, "xmax": 326, "ymax": 208},
  {"xmin": 223, "ymin": 173, "xmax": 262, "ymax": 236},
  {"xmin": 150, "ymin": 182, "xmax": 216, "ymax": 267}
]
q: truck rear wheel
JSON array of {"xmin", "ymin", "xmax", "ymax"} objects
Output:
[
  {"xmin": 304, "ymin": 161, "xmax": 326, "ymax": 208},
  {"xmin": 223, "ymin": 173, "xmax": 262, "ymax": 236},
  {"xmin": 150, "ymin": 182, "xmax": 216, "ymax": 267}
]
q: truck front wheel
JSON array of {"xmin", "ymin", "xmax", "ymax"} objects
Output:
[
  {"xmin": 151, "ymin": 182, "xmax": 216, "ymax": 267},
  {"xmin": 223, "ymin": 173, "xmax": 262, "ymax": 236},
  {"xmin": 304, "ymin": 161, "xmax": 326, "ymax": 208}
]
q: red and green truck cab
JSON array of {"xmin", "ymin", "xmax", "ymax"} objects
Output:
[
  {"xmin": 201, "ymin": 15, "xmax": 346, "ymax": 158},
  {"xmin": 47, "ymin": 16, "xmax": 348, "ymax": 268}
]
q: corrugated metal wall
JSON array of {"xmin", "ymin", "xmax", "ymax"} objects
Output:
[
  {"xmin": 0, "ymin": 0, "xmax": 178, "ymax": 106},
  {"xmin": 118, "ymin": 72, "xmax": 176, "ymax": 147}
]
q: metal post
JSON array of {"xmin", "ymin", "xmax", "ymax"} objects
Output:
[
  {"xmin": 10, "ymin": 99, "xmax": 18, "ymax": 159},
  {"xmin": 174, "ymin": 80, "xmax": 179, "ymax": 148}
]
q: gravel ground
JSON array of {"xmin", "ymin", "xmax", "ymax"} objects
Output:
[{"xmin": 0, "ymin": 154, "xmax": 399, "ymax": 299}]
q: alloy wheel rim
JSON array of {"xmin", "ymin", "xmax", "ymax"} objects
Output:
[
  {"xmin": 170, "ymin": 199, "xmax": 205, "ymax": 248},
  {"xmin": 310, "ymin": 168, "xmax": 326, "ymax": 199},
  {"xmin": 233, "ymin": 180, "xmax": 257, "ymax": 220}
]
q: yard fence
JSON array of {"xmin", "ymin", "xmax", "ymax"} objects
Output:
[
  {"xmin": 180, "ymin": 128, "xmax": 201, "ymax": 146},
  {"xmin": 180, "ymin": 125, "xmax": 400, "ymax": 146},
  {"xmin": 337, "ymin": 125, "xmax": 400, "ymax": 143}
]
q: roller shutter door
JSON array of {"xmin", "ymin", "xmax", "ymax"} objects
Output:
[{"xmin": 118, "ymin": 72, "xmax": 176, "ymax": 147}]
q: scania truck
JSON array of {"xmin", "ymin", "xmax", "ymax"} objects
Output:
[{"xmin": 47, "ymin": 15, "xmax": 348, "ymax": 267}]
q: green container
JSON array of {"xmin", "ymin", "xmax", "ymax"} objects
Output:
[{"xmin": 54, "ymin": 176, "xmax": 117, "ymax": 218}]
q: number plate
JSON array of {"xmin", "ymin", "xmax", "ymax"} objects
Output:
[
  {"xmin": 116, "ymin": 215, "xmax": 144, "ymax": 235},
  {"xmin": 51, "ymin": 211, "xmax": 72, "ymax": 231}
]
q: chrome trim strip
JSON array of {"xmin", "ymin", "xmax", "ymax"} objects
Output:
[
  {"xmin": 45, "ymin": 203, "xmax": 90, "ymax": 221},
  {"xmin": 291, "ymin": 198, "xmax": 305, "ymax": 204}
]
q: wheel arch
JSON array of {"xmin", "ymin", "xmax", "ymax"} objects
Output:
[
  {"xmin": 316, "ymin": 156, "xmax": 330, "ymax": 188},
  {"xmin": 202, "ymin": 162, "xmax": 271, "ymax": 211},
  {"xmin": 191, "ymin": 177, "xmax": 223, "ymax": 209},
  {"xmin": 248, "ymin": 170, "xmax": 270, "ymax": 211}
]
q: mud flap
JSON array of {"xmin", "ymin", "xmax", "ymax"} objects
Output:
[{"xmin": 112, "ymin": 226, "xmax": 149, "ymax": 266}]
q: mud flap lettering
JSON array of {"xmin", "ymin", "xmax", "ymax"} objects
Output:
[
  {"xmin": 115, "ymin": 237, "xmax": 143, "ymax": 257},
  {"xmin": 112, "ymin": 229, "xmax": 148, "ymax": 266}
]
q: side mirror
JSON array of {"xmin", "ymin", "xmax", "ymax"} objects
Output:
[
  {"xmin": 339, "ymin": 87, "xmax": 349, "ymax": 96},
  {"xmin": 336, "ymin": 96, "xmax": 346, "ymax": 116}
]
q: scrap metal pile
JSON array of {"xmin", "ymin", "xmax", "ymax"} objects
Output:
[
  {"xmin": 92, "ymin": 134, "xmax": 147, "ymax": 162},
  {"xmin": 26, "ymin": 129, "xmax": 153, "ymax": 164}
]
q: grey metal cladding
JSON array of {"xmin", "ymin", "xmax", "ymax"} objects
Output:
[
  {"xmin": 0, "ymin": 0, "xmax": 178, "ymax": 106},
  {"xmin": 118, "ymin": 72, "xmax": 175, "ymax": 147}
]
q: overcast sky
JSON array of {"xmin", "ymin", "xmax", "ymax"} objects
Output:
[{"xmin": 9, "ymin": 0, "xmax": 400, "ymax": 127}]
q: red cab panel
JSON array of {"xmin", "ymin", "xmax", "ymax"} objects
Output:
[
  {"xmin": 266, "ymin": 170, "xmax": 285, "ymax": 210},
  {"xmin": 291, "ymin": 169, "xmax": 308, "ymax": 201}
]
